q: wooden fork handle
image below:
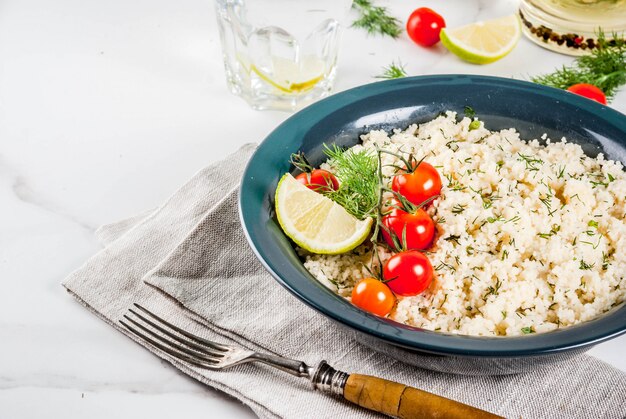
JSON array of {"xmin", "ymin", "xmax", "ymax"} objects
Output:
[{"xmin": 343, "ymin": 374, "xmax": 502, "ymax": 419}]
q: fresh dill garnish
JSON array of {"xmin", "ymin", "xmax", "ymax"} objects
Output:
[
  {"xmin": 530, "ymin": 31, "xmax": 626, "ymax": 102},
  {"xmin": 463, "ymin": 106, "xmax": 476, "ymax": 118},
  {"xmin": 505, "ymin": 215, "xmax": 521, "ymax": 224},
  {"xmin": 451, "ymin": 204, "xmax": 467, "ymax": 214},
  {"xmin": 444, "ymin": 235, "xmax": 461, "ymax": 245},
  {"xmin": 376, "ymin": 60, "xmax": 408, "ymax": 79},
  {"xmin": 521, "ymin": 326, "xmax": 534, "ymax": 334},
  {"xmin": 590, "ymin": 179, "xmax": 609, "ymax": 188},
  {"xmin": 602, "ymin": 251, "xmax": 611, "ymax": 270},
  {"xmin": 323, "ymin": 145, "xmax": 378, "ymax": 219},
  {"xmin": 483, "ymin": 278, "xmax": 502, "ymax": 300},
  {"xmin": 517, "ymin": 153, "xmax": 544, "ymax": 171},
  {"xmin": 579, "ymin": 259, "xmax": 595, "ymax": 270},
  {"xmin": 537, "ymin": 224, "xmax": 560, "ymax": 239},
  {"xmin": 352, "ymin": 0, "xmax": 402, "ymax": 38}
]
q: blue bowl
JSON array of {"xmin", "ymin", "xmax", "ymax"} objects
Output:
[{"xmin": 239, "ymin": 75, "xmax": 626, "ymax": 374}]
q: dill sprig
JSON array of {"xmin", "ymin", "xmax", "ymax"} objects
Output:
[
  {"xmin": 323, "ymin": 145, "xmax": 379, "ymax": 220},
  {"xmin": 531, "ymin": 30, "xmax": 626, "ymax": 102},
  {"xmin": 376, "ymin": 60, "xmax": 408, "ymax": 79},
  {"xmin": 352, "ymin": 0, "xmax": 402, "ymax": 39}
]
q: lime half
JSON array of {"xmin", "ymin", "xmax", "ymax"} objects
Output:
[
  {"xmin": 440, "ymin": 15, "xmax": 521, "ymax": 64},
  {"xmin": 275, "ymin": 173, "xmax": 372, "ymax": 254}
]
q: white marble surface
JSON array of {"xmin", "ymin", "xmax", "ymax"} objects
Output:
[{"xmin": 1, "ymin": 0, "xmax": 625, "ymax": 417}]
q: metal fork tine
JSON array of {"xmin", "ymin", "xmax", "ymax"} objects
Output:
[
  {"xmin": 127, "ymin": 309, "xmax": 225, "ymax": 358},
  {"xmin": 122, "ymin": 315, "xmax": 224, "ymax": 362},
  {"xmin": 119, "ymin": 319, "xmax": 221, "ymax": 369},
  {"xmin": 133, "ymin": 303, "xmax": 229, "ymax": 352}
]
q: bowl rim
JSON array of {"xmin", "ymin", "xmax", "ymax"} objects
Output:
[{"xmin": 239, "ymin": 74, "xmax": 626, "ymax": 357}]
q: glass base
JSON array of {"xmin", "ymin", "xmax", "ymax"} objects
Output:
[
  {"xmin": 224, "ymin": 65, "xmax": 336, "ymax": 112},
  {"xmin": 519, "ymin": 0, "xmax": 626, "ymax": 56}
]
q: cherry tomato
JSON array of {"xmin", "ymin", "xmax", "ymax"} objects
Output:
[
  {"xmin": 383, "ymin": 251, "xmax": 434, "ymax": 296},
  {"xmin": 351, "ymin": 277, "xmax": 396, "ymax": 317},
  {"xmin": 381, "ymin": 207, "xmax": 435, "ymax": 251},
  {"xmin": 295, "ymin": 169, "xmax": 339, "ymax": 192},
  {"xmin": 406, "ymin": 8, "xmax": 446, "ymax": 47},
  {"xmin": 391, "ymin": 161, "xmax": 442, "ymax": 207},
  {"xmin": 566, "ymin": 83, "xmax": 607, "ymax": 105}
]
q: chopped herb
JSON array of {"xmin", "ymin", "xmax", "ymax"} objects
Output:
[
  {"xmin": 502, "ymin": 249, "xmax": 509, "ymax": 260},
  {"xmin": 435, "ymin": 261, "xmax": 456, "ymax": 273},
  {"xmin": 588, "ymin": 220, "xmax": 599, "ymax": 228},
  {"xmin": 437, "ymin": 216, "xmax": 446, "ymax": 224},
  {"xmin": 602, "ymin": 251, "xmax": 611, "ymax": 270},
  {"xmin": 483, "ymin": 278, "xmax": 503, "ymax": 300},
  {"xmin": 521, "ymin": 327, "xmax": 534, "ymax": 334},
  {"xmin": 445, "ymin": 140, "xmax": 460, "ymax": 151},
  {"xmin": 451, "ymin": 204, "xmax": 467, "ymax": 214},
  {"xmin": 444, "ymin": 235, "xmax": 462, "ymax": 245},
  {"xmin": 505, "ymin": 215, "xmax": 521, "ymax": 224},
  {"xmin": 579, "ymin": 259, "xmax": 595, "ymax": 270},
  {"xmin": 590, "ymin": 180, "xmax": 608, "ymax": 188},
  {"xmin": 464, "ymin": 106, "xmax": 476, "ymax": 118},
  {"xmin": 518, "ymin": 153, "xmax": 544, "ymax": 171}
]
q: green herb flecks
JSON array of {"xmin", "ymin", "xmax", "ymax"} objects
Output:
[
  {"xmin": 579, "ymin": 259, "xmax": 595, "ymax": 270},
  {"xmin": 323, "ymin": 145, "xmax": 379, "ymax": 220},
  {"xmin": 518, "ymin": 153, "xmax": 544, "ymax": 171},
  {"xmin": 521, "ymin": 326, "xmax": 535, "ymax": 335},
  {"xmin": 464, "ymin": 106, "xmax": 476, "ymax": 119},
  {"xmin": 352, "ymin": 0, "xmax": 402, "ymax": 38},
  {"xmin": 451, "ymin": 204, "xmax": 467, "ymax": 214},
  {"xmin": 376, "ymin": 60, "xmax": 408, "ymax": 79},
  {"xmin": 530, "ymin": 30, "xmax": 626, "ymax": 102}
]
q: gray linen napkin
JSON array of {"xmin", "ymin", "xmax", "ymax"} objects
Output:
[{"xmin": 63, "ymin": 145, "xmax": 626, "ymax": 419}]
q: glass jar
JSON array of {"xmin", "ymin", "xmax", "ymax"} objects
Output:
[{"xmin": 518, "ymin": 0, "xmax": 626, "ymax": 55}]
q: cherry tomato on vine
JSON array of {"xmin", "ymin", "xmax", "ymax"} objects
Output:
[
  {"xmin": 381, "ymin": 207, "xmax": 435, "ymax": 251},
  {"xmin": 391, "ymin": 161, "xmax": 442, "ymax": 207},
  {"xmin": 351, "ymin": 277, "xmax": 396, "ymax": 317},
  {"xmin": 566, "ymin": 83, "xmax": 607, "ymax": 105},
  {"xmin": 295, "ymin": 169, "xmax": 339, "ymax": 192},
  {"xmin": 383, "ymin": 251, "xmax": 433, "ymax": 296},
  {"xmin": 406, "ymin": 8, "xmax": 446, "ymax": 47}
]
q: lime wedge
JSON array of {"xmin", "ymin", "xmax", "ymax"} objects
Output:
[
  {"xmin": 440, "ymin": 15, "xmax": 521, "ymax": 64},
  {"xmin": 275, "ymin": 173, "xmax": 372, "ymax": 254}
]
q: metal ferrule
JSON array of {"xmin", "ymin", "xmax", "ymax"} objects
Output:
[{"xmin": 311, "ymin": 360, "xmax": 349, "ymax": 397}]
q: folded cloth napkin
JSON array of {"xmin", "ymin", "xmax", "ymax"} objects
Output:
[{"xmin": 63, "ymin": 144, "xmax": 626, "ymax": 419}]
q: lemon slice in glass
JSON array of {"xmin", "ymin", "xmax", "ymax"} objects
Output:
[
  {"xmin": 440, "ymin": 15, "xmax": 521, "ymax": 64},
  {"xmin": 275, "ymin": 173, "xmax": 372, "ymax": 254}
]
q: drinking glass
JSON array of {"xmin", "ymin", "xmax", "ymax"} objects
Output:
[{"xmin": 214, "ymin": 0, "xmax": 353, "ymax": 111}]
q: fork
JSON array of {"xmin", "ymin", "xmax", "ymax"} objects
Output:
[{"xmin": 120, "ymin": 304, "xmax": 501, "ymax": 419}]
